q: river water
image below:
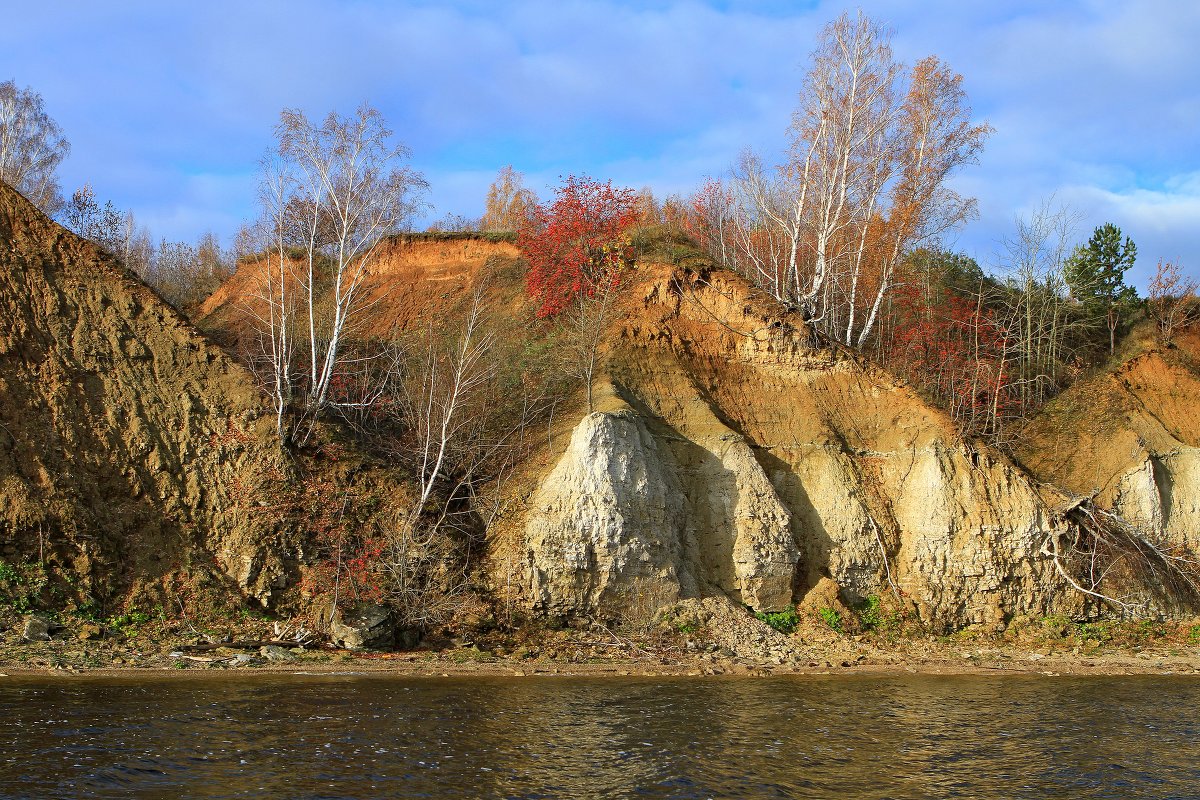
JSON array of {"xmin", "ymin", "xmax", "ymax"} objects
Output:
[{"xmin": 0, "ymin": 673, "xmax": 1197, "ymax": 799}]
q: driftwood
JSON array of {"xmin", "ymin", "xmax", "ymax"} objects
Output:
[
  {"xmin": 176, "ymin": 639, "xmax": 308, "ymax": 653},
  {"xmin": 175, "ymin": 621, "xmax": 317, "ymax": 653}
]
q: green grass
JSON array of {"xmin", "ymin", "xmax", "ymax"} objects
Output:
[{"xmin": 400, "ymin": 230, "xmax": 518, "ymax": 244}]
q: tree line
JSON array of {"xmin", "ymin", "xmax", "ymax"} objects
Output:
[{"xmin": 4, "ymin": 14, "xmax": 1197, "ymax": 449}]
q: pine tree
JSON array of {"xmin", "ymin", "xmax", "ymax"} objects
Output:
[{"xmin": 1064, "ymin": 222, "xmax": 1138, "ymax": 353}]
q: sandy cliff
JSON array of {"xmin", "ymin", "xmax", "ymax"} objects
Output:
[
  {"xmin": 0, "ymin": 182, "xmax": 299, "ymax": 608},
  {"xmin": 197, "ymin": 234, "xmax": 522, "ymax": 341},
  {"xmin": 10, "ymin": 194, "xmax": 1193, "ymax": 631},
  {"xmin": 1016, "ymin": 329, "xmax": 1200, "ymax": 557},
  {"xmin": 514, "ymin": 264, "xmax": 1083, "ymax": 630}
]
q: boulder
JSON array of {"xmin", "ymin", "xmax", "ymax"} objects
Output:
[
  {"xmin": 21, "ymin": 613, "xmax": 54, "ymax": 642},
  {"xmin": 76, "ymin": 623, "xmax": 103, "ymax": 641},
  {"xmin": 259, "ymin": 644, "xmax": 297, "ymax": 662},
  {"xmin": 329, "ymin": 605, "xmax": 396, "ymax": 650}
]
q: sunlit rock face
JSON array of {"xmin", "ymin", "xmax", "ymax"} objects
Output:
[
  {"xmin": 0, "ymin": 180, "xmax": 299, "ymax": 607},
  {"xmin": 517, "ymin": 266, "xmax": 1081, "ymax": 630}
]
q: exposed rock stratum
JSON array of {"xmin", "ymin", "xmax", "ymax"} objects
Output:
[
  {"xmin": 512, "ymin": 266, "xmax": 1090, "ymax": 629},
  {"xmin": 6, "ymin": 179, "xmax": 1196, "ymax": 631}
]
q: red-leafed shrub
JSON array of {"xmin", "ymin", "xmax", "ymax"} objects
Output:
[
  {"xmin": 887, "ymin": 282, "xmax": 1014, "ymax": 436},
  {"xmin": 518, "ymin": 175, "xmax": 639, "ymax": 318}
]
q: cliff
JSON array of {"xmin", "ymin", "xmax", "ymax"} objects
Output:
[
  {"xmin": 7, "ymin": 186, "xmax": 1194, "ymax": 634},
  {"xmin": 510, "ymin": 263, "xmax": 1083, "ymax": 630},
  {"xmin": 197, "ymin": 233, "xmax": 523, "ymax": 342},
  {"xmin": 0, "ymin": 181, "xmax": 299, "ymax": 610},
  {"xmin": 1015, "ymin": 327, "xmax": 1200, "ymax": 558}
]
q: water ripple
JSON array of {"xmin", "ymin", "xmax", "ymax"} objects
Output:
[{"xmin": 0, "ymin": 675, "xmax": 1197, "ymax": 798}]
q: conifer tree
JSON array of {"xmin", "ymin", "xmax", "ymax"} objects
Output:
[{"xmin": 1064, "ymin": 222, "xmax": 1138, "ymax": 353}]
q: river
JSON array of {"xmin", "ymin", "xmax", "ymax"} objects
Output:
[{"xmin": 0, "ymin": 673, "xmax": 1197, "ymax": 798}]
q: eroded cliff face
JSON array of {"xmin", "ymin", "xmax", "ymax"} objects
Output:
[
  {"xmin": 526, "ymin": 410, "xmax": 693, "ymax": 618},
  {"xmin": 525, "ymin": 404, "xmax": 797, "ymax": 620},
  {"xmin": 518, "ymin": 265, "xmax": 1078, "ymax": 629},
  {"xmin": 24, "ymin": 181, "xmax": 1189, "ymax": 633},
  {"xmin": 1016, "ymin": 334, "xmax": 1200, "ymax": 556},
  {"xmin": 198, "ymin": 234, "xmax": 523, "ymax": 341},
  {"xmin": 0, "ymin": 182, "xmax": 299, "ymax": 606}
]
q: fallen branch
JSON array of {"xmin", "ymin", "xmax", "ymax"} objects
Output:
[
  {"xmin": 593, "ymin": 621, "xmax": 654, "ymax": 660},
  {"xmin": 1041, "ymin": 531, "xmax": 1134, "ymax": 613},
  {"xmin": 176, "ymin": 639, "xmax": 308, "ymax": 653},
  {"xmin": 1049, "ymin": 499, "xmax": 1200, "ymax": 614}
]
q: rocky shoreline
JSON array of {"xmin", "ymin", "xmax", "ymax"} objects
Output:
[
  {"xmin": 5, "ymin": 608, "xmax": 1200, "ymax": 680},
  {"xmin": 4, "ymin": 653, "xmax": 1200, "ymax": 680}
]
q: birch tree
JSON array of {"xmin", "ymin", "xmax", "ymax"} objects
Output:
[
  {"xmin": 481, "ymin": 165, "xmax": 536, "ymax": 232},
  {"xmin": 556, "ymin": 272, "xmax": 623, "ymax": 413},
  {"xmin": 276, "ymin": 104, "xmax": 427, "ymax": 415},
  {"xmin": 796, "ymin": 11, "xmax": 899, "ymax": 327},
  {"xmin": 250, "ymin": 105, "xmax": 426, "ymax": 441},
  {"xmin": 0, "ymin": 80, "xmax": 69, "ymax": 215},
  {"xmin": 251, "ymin": 156, "xmax": 296, "ymax": 440},
  {"xmin": 853, "ymin": 56, "xmax": 990, "ymax": 347},
  {"xmin": 991, "ymin": 200, "xmax": 1091, "ymax": 421},
  {"xmin": 717, "ymin": 12, "xmax": 989, "ymax": 348},
  {"xmin": 380, "ymin": 282, "xmax": 556, "ymax": 625}
]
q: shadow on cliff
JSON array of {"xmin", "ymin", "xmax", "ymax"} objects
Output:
[{"xmin": 614, "ymin": 382, "xmax": 807, "ymax": 609}]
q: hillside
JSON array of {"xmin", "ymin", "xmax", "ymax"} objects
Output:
[
  {"xmin": 196, "ymin": 227, "xmax": 1200, "ymax": 631},
  {"xmin": 0, "ymin": 182, "xmax": 300, "ymax": 612},
  {"xmin": 6, "ymin": 191, "xmax": 1195, "ymax": 637},
  {"xmin": 496, "ymin": 258, "xmax": 1093, "ymax": 631},
  {"xmin": 197, "ymin": 234, "xmax": 524, "ymax": 342},
  {"xmin": 1015, "ymin": 325, "xmax": 1200, "ymax": 555}
]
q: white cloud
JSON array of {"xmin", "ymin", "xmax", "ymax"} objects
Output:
[
  {"xmin": 0, "ymin": 0, "xmax": 1194, "ymax": 278},
  {"xmin": 1058, "ymin": 174, "xmax": 1200, "ymax": 284}
]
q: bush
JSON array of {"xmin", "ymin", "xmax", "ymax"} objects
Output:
[
  {"xmin": 519, "ymin": 174, "xmax": 639, "ymax": 318},
  {"xmin": 817, "ymin": 607, "xmax": 842, "ymax": 633},
  {"xmin": 107, "ymin": 608, "xmax": 151, "ymax": 638},
  {"xmin": 754, "ymin": 606, "xmax": 800, "ymax": 634},
  {"xmin": 856, "ymin": 595, "xmax": 883, "ymax": 630}
]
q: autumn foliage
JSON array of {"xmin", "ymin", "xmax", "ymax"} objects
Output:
[
  {"xmin": 683, "ymin": 14, "xmax": 990, "ymax": 349},
  {"xmin": 1147, "ymin": 259, "xmax": 1199, "ymax": 344},
  {"xmin": 518, "ymin": 175, "xmax": 639, "ymax": 318},
  {"xmin": 885, "ymin": 280, "xmax": 1012, "ymax": 437}
]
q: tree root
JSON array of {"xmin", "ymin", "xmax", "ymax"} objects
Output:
[{"xmin": 1046, "ymin": 500, "xmax": 1200, "ymax": 615}]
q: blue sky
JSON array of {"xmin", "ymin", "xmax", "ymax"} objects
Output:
[{"xmin": 3, "ymin": 0, "xmax": 1197, "ymax": 287}]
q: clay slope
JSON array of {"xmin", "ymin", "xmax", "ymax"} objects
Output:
[
  {"xmin": 1015, "ymin": 327, "xmax": 1200, "ymax": 554},
  {"xmin": 192, "ymin": 227, "xmax": 1190, "ymax": 628},
  {"xmin": 518, "ymin": 263, "xmax": 1083, "ymax": 630},
  {"xmin": 0, "ymin": 181, "xmax": 296, "ymax": 608},
  {"xmin": 198, "ymin": 234, "xmax": 523, "ymax": 341}
]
